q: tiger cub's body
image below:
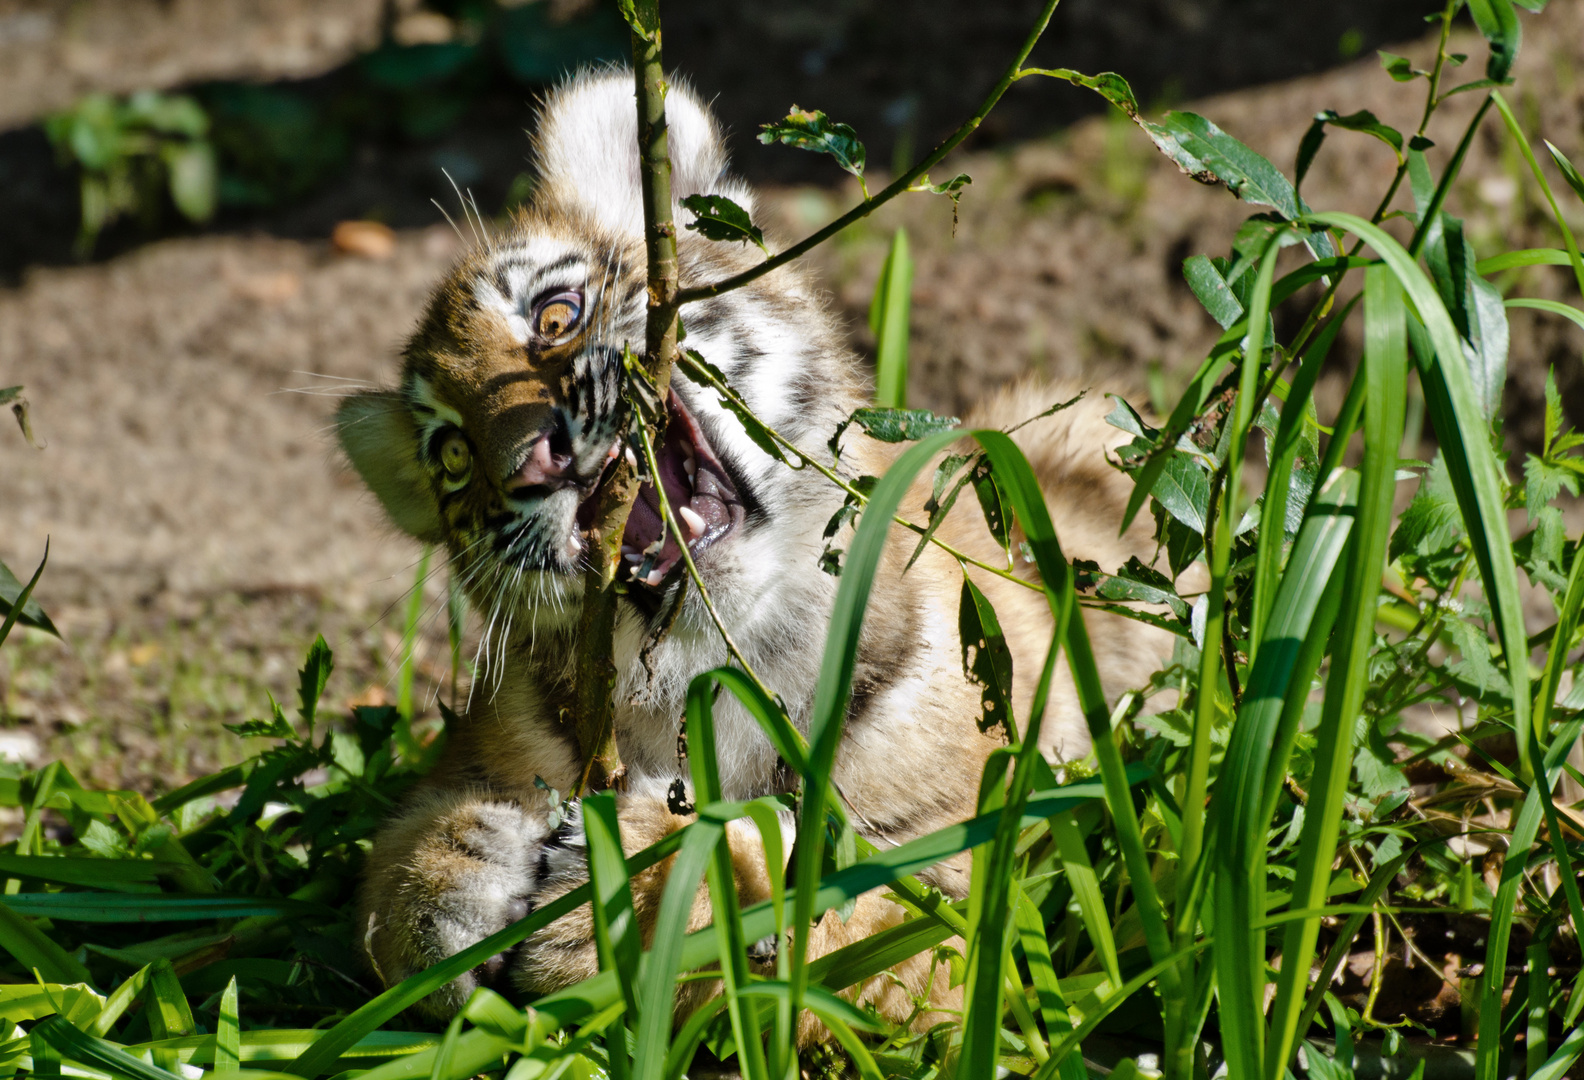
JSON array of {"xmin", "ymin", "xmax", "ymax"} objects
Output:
[{"xmin": 338, "ymin": 70, "xmax": 1171, "ymax": 1028}]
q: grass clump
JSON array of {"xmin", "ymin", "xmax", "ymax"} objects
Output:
[{"xmin": 7, "ymin": 1, "xmax": 1584, "ymax": 1078}]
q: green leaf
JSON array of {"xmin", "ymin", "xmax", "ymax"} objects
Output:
[
  {"xmin": 216, "ymin": 978, "xmax": 241, "ymax": 1071},
  {"xmin": 0, "ymin": 896, "xmax": 94, "ymax": 985},
  {"xmin": 835, "ymin": 406, "xmax": 958, "ymax": 447},
  {"xmin": 1378, "ymin": 51, "xmax": 1427, "ymax": 81},
  {"xmin": 677, "ymin": 350, "xmax": 797, "ymax": 467},
  {"xmin": 31, "ymin": 1016, "xmax": 183, "ymax": 1080},
  {"xmin": 959, "ymin": 577, "xmax": 1015, "ymax": 737},
  {"xmin": 160, "ymin": 142, "xmax": 216, "ymax": 223},
  {"xmin": 296, "ymin": 634, "xmax": 334, "ymax": 738},
  {"xmin": 758, "ymin": 107, "xmax": 866, "ymax": 181},
  {"xmin": 679, "ymin": 193, "xmax": 767, "ymax": 253},
  {"xmin": 1096, "ymin": 556, "xmax": 1189, "ymax": 619},
  {"xmin": 1546, "ymin": 139, "xmax": 1584, "ymax": 204},
  {"xmin": 224, "ymin": 694, "xmax": 296, "ymax": 740},
  {"xmin": 869, "ymin": 229, "xmax": 914, "ymax": 409},
  {"xmin": 1182, "ymin": 254, "xmax": 1245, "ymax": 328},
  {"xmin": 0, "ymin": 547, "xmax": 58, "ymax": 639},
  {"xmin": 1466, "ymin": 0, "xmax": 1522, "ymax": 82},
  {"xmin": 1296, "ymin": 109, "xmax": 1404, "ymax": 189}
]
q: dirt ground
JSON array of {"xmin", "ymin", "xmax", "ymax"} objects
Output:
[{"xmin": 2, "ymin": 5, "xmax": 1584, "ymax": 789}]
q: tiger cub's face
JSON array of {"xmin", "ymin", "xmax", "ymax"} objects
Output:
[{"xmin": 338, "ymin": 72, "xmax": 864, "ymax": 655}]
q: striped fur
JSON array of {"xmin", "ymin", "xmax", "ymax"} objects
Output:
[{"xmin": 338, "ymin": 69, "xmax": 1173, "ymax": 1030}]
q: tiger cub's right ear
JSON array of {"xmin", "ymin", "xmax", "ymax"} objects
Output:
[{"xmin": 336, "ymin": 392, "xmax": 444, "ymax": 543}]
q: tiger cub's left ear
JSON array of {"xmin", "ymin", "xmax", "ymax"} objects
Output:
[{"xmin": 337, "ymin": 392, "xmax": 444, "ymax": 543}]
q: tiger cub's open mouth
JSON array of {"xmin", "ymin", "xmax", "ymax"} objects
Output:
[{"xmin": 579, "ymin": 391, "xmax": 746, "ymax": 588}]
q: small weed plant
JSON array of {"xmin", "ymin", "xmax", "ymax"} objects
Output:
[{"xmin": 7, "ymin": 1, "xmax": 1584, "ymax": 1078}]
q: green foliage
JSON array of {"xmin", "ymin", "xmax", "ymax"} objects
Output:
[
  {"xmin": 44, "ymin": 91, "xmax": 217, "ymax": 256},
  {"xmin": 759, "ymin": 107, "xmax": 868, "ymax": 193}
]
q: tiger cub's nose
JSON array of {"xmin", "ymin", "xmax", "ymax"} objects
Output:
[{"xmin": 504, "ymin": 420, "xmax": 581, "ymax": 496}]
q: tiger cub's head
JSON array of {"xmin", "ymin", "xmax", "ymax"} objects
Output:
[{"xmin": 338, "ymin": 70, "xmax": 863, "ymax": 642}]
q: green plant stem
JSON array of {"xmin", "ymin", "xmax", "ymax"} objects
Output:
[
  {"xmin": 674, "ymin": 0, "xmax": 1064, "ymax": 305},
  {"xmin": 632, "ymin": 416, "xmax": 775, "ymax": 701},
  {"xmin": 570, "ymin": 0, "xmax": 680, "ymax": 792},
  {"xmin": 676, "ymin": 351, "xmax": 1045, "ymax": 593}
]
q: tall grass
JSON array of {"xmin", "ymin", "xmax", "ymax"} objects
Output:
[{"xmin": 6, "ymin": 0, "xmax": 1584, "ymax": 1078}]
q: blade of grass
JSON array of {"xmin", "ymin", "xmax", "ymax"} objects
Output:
[
  {"xmin": 1266, "ymin": 264, "xmax": 1406, "ymax": 1080},
  {"xmin": 1013, "ymin": 880, "xmax": 1085, "ymax": 1080},
  {"xmin": 1490, "ymin": 91, "xmax": 1584, "ymax": 297},
  {"xmin": 1049, "ymin": 811, "xmax": 1120, "ymax": 991},
  {"xmin": 870, "ymin": 228, "xmax": 913, "ymax": 409},
  {"xmin": 30, "ymin": 1015, "xmax": 182, "ymax": 1080},
  {"xmin": 683, "ymin": 678, "xmax": 771, "ymax": 1080},
  {"xmin": 582, "ymin": 794, "xmax": 639, "ymax": 1080},
  {"xmin": 1249, "ymin": 298, "xmax": 1355, "ymax": 656},
  {"xmin": 0, "ymin": 540, "xmax": 47, "ymax": 650},
  {"xmin": 216, "ymin": 977, "xmax": 241, "ymax": 1072},
  {"xmin": 1476, "ymin": 247, "xmax": 1573, "ymax": 274},
  {"xmin": 1217, "ymin": 468, "xmax": 1358, "ymax": 1080},
  {"xmin": 1506, "ymin": 297, "xmax": 1584, "ymax": 331},
  {"xmin": 0, "ymin": 897, "xmax": 93, "ymax": 985}
]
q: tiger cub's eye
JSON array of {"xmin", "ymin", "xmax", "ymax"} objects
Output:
[
  {"xmin": 440, "ymin": 432, "xmax": 471, "ymax": 477},
  {"xmin": 533, "ymin": 290, "xmax": 582, "ymax": 341}
]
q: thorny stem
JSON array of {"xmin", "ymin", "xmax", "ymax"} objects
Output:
[
  {"xmin": 673, "ymin": 0, "xmax": 1063, "ymax": 305},
  {"xmin": 570, "ymin": 0, "xmax": 680, "ymax": 793}
]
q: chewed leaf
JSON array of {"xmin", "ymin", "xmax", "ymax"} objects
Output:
[
  {"xmin": 759, "ymin": 107, "xmax": 866, "ymax": 180},
  {"xmin": 828, "ymin": 407, "xmax": 959, "ymax": 460},
  {"xmin": 1095, "ymin": 556, "xmax": 1190, "ymax": 620},
  {"xmin": 680, "ymin": 194, "xmax": 768, "ymax": 253},
  {"xmin": 846, "ymin": 408, "xmax": 959, "ymax": 443},
  {"xmin": 959, "ymin": 577, "xmax": 1014, "ymax": 738}
]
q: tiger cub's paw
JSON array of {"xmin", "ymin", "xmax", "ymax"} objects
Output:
[{"xmin": 366, "ymin": 799, "xmax": 560, "ymax": 1016}]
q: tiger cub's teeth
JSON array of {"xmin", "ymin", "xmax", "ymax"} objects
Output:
[
  {"xmin": 621, "ymin": 548, "xmax": 643, "ymax": 564},
  {"xmin": 643, "ymin": 568, "xmax": 666, "ymax": 587},
  {"xmin": 677, "ymin": 505, "xmax": 706, "ymax": 540},
  {"xmin": 565, "ymin": 532, "xmax": 581, "ymax": 556}
]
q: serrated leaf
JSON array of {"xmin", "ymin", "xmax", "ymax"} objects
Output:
[
  {"xmin": 223, "ymin": 694, "xmax": 296, "ymax": 740},
  {"xmin": 1447, "ymin": 617, "xmax": 1507, "ymax": 696},
  {"xmin": 758, "ymin": 107, "xmax": 866, "ymax": 180},
  {"xmin": 1182, "ymin": 254, "xmax": 1245, "ymax": 328},
  {"xmin": 959, "ymin": 577, "xmax": 1014, "ymax": 738},
  {"xmin": 1390, "ymin": 453, "xmax": 1464, "ymax": 565},
  {"xmin": 680, "ymin": 193, "xmax": 767, "ymax": 253},
  {"xmin": 297, "ymin": 634, "xmax": 333, "ymax": 737}
]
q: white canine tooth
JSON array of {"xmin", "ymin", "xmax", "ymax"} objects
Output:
[
  {"xmin": 644, "ymin": 569, "xmax": 666, "ymax": 587},
  {"xmin": 565, "ymin": 533, "xmax": 581, "ymax": 556},
  {"xmin": 677, "ymin": 505, "xmax": 706, "ymax": 539},
  {"xmin": 624, "ymin": 447, "xmax": 639, "ymax": 469}
]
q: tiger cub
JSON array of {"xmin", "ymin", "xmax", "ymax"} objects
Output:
[{"xmin": 337, "ymin": 69, "xmax": 1171, "ymax": 1027}]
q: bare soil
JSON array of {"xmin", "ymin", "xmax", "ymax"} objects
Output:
[{"xmin": 2, "ymin": 5, "xmax": 1584, "ymax": 794}]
